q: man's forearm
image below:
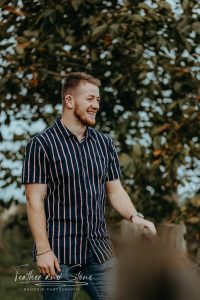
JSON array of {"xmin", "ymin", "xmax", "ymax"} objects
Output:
[
  {"xmin": 25, "ymin": 184, "xmax": 60, "ymax": 276},
  {"xmin": 106, "ymin": 180, "xmax": 156, "ymax": 235},
  {"xmin": 108, "ymin": 186, "xmax": 137, "ymax": 221},
  {"xmin": 27, "ymin": 199, "xmax": 50, "ymax": 253}
]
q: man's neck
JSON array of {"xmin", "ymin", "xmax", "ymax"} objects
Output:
[{"xmin": 60, "ymin": 115, "xmax": 86, "ymax": 142}]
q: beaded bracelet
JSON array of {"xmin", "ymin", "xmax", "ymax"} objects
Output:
[{"xmin": 36, "ymin": 249, "xmax": 52, "ymax": 257}]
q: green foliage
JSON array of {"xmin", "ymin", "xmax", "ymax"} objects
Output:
[{"xmin": 0, "ymin": 0, "xmax": 199, "ymax": 228}]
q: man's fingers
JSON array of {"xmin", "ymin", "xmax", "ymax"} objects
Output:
[
  {"xmin": 54, "ymin": 257, "xmax": 61, "ymax": 273},
  {"xmin": 43, "ymin": 266, "xmax": 51, "ymax": 277},
  {"xmin": 41, "ymin": 268, "xmax": 46, "ymax": 275},
  {"xmin": 151, "ymin": 224, "xmax": 157, "ymax": 235},
  {"xmin": 37, "ymin": 252, "xmax": 59, "ymax": 278},
  {"xmin": 39, "ymin": 267, "xmax": 46, "ymax": 276},
  {"xmin": 49, "ymin": 264, "xmax": 56, "ymax": 277},
  {"xmin": 38, "ymin": 267, "xmax": 43, "ymax": 275},
  {"xmin": 144, "ymin": 224, "xmax": 157, "ymax": 235}
]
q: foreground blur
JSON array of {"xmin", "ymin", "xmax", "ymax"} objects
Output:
[{"xmin": 111, "ymin": 221, "xmax": 200, "ymax": 300}]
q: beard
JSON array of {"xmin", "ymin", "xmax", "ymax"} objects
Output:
[{"xmin": 74, "ymin": 103, "xmax": 97, "ymax": 127}]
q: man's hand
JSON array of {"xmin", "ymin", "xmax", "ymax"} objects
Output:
[
  {"xmin": 36, "ymin": 251, "xmax": 61, "ymax": 278},
  {"xmin": 106, "ymin": 180, "xmax": 157, "ymax": 236},
  {"xmin": 131, "ymin": 216, "xmax": 157, "ymax": 235}
]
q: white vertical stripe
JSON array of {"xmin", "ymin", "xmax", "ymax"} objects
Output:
[
  {"xmin": 56, "ymin": 126, "xmax": 80, "ymax": 264},
  {"xmin": 111, "ymin": 142, "xmax": 119, "ymax": 178},
  {"xmin": 85, "ymin": 141, "xmax": 107, "ymax": 261},
  {"xmin": 35, "ymin": 138, "xmax": 51, "ymax": 240},
  {"xmin": 22, "ymin": 144, "xmax": 27, "ymax": 182},
  {"xmin": 44, "ymin": 132, "xmax": 62, "ymax": 262},
  {"xmin": 38, "ymin": 132, "xmax": 56, "ymax": 249},
  {"xmin": 90, "ymin": 132, "xmax": 117, "ymax": 257},
  {"xmin": 88, "ymin": 240, "xmax": 102, "ymax": 263},
  {"xmin": 33, "ymin": 141, "xmax": 36, "ymax": 182},
  {"xmin": 43, "ymin": 152, "xmax": 47, "ymax": 182},
  {"xmin": 81, "ymin": 145, "xmax": 93, "ymax": 222},
  {"xmin": 47, "ymin": 166, "xmax": 55, "ymax": 251},
  {"xmin": 41, "ymin": 133, "xmax": 59, "ymax": 258},
  {"xmin": 73, "ymin": 140, "xmax": 90, "ymax": 263},
  {"xmin": 90, "ymin": 137, "xmax": 105, "ymax": 224},
  {"xmin": 66, "ymin": 137, "xmax": 84, "ymax": 264},
  {"xmin": 82, "ymin": 142, "xmax": 95, "ymax": 239},
  {"xmin": 92, "ymin": 132, "xmax": 108, "ymax": 233},
  {"xmin": 40, "ymin": 135, "xmax": 55, "ymax": 250},
  {"xmin": 89, "ymin": 139, "xmax": 111, "ymax": 258},
  {"xmin": 94, "ymin": 133, "xmax": 110, "ymax": 162},
  {"xmin": 46, "ymin": 182, "xmax": 51, "ymax": 238},
  {"xmin": 38, "ymin": 146, "xmax": 41, "ymax": 182},
  {"xmin": 98, "ymin": 134, "xmax": 118, "ymax": 180},
  {"xmin": 35, "ymin": 138, "xmax": 50, "ymax": 162},
  {"xmin": 53, "ymin": 128, "xmax": 71, "ymax": 265},
  {"xmin": 49, "ymin": 131, "xmax": 65, "ymax": 263},
  {"xmin": 28, "ymin": 140, "xmax": 34, "ymax": 181}
]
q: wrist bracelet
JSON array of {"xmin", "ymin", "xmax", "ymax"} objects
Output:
[
  {"xmin": 130, "ymin": 211, "xmax": 144, "ymax": 221},
  {"xmin": 36, "ymin": 249, "xmax": 52, "ymax": 257}
]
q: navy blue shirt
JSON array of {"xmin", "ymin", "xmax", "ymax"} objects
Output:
[{"xmin": 22, "ymin": 117, "xmax": 121, "ymax": 265}]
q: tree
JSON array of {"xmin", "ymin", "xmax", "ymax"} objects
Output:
[{"xmin": 0, "ymin": 0, "xmax": 199, "ymax": 229}]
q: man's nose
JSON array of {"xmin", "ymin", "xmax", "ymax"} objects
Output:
[{"xmin": 92, "ymin": 100, "xmax": 100, "ymax": 109}]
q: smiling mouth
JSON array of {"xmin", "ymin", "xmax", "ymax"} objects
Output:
[{"xmin": 88, "ymin": 112, "xmax": 96, "ymax": 117}]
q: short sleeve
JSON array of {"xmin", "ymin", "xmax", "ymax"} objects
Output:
[
  {"xmin": 106, "ymin": 138, "xmax": 122, "ymax": 181},
  {"xmin": 21, "ymin": 138, "xmax": 49, "ymax": 184}
]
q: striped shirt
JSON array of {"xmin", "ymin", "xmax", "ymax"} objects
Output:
[{"xmin": 22, "ymin": 117, "xmax": 121, "ymax": 265}]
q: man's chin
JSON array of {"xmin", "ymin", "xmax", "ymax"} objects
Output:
[
  {"xmin": 84, "ymin": 119, "xmax": 96, "ymax": 127},
  {"xmin": 75, "ymin": 113, "xmax": 96, "ymax": 127}
]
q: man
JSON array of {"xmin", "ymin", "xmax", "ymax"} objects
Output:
[{"xmin": 22, "ymin": 72, "xmax": 156, "ymax": 300}]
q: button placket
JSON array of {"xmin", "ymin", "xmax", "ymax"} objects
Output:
[
  {"xmin": 78, "ymin": 144, "xmax": 87, "ymax": 182},
  {"xmin": 76, "ymin": 142, "xmax": 89, "ymax": 236}
]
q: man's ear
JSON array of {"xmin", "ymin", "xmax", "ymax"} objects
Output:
[{"xmin": 64, "ymin": 94, "xmax": 74, "ymax": 109}]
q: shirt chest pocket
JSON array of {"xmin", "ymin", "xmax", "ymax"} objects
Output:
[
  {"xmin": 95, "ymin": 155, "xmax": 107, "ymax": 179},
  {"xmin": 51, "ymin": 156, "xmax": 71, "ymax": 180}
]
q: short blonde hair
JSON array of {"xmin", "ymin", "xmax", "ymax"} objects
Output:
[{"xmin": 61, "ymin": 72, "xmax": 101, "ymax": 104}]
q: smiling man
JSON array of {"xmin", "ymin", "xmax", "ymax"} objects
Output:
[{"xmin": 22, "ymin": 72, "xmax": 156, "ymax": 300}]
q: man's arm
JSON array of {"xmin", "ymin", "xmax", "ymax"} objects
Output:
[
  {"xmin": 105, "ymin": 179, "xmax": 156, "ymax": 235},
  {"xmin": 25, "ymin": 184, "xmax": 60, "ymax": 277}
]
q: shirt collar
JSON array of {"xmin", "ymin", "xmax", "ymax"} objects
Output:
[{"xmin": 55, "ymin": 117, "xmax": 91, "ymax": 140}]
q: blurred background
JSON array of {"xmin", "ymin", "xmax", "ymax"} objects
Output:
[{"xmin": 0, "ymin": 0, "xmax": 199, "ymax": 299}]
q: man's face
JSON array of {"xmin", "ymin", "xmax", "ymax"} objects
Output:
[{"xmin": 74, "ymin": 82, "xmax": 100, "ymax": 127}]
